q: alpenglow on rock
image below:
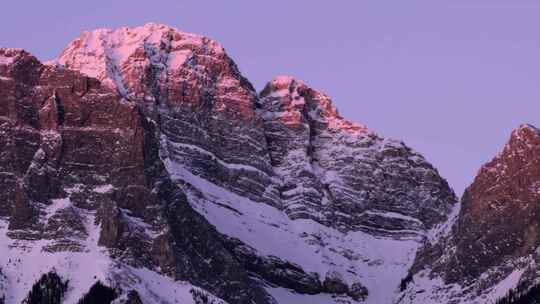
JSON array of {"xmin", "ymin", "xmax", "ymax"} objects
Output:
[
  {"xmin": 53, "ymin": 23, "xmax": 280, "ymax": 207},
  {"xmin": 259, "ymin": 75, "xmax": 456, "ymax": 236},
  {"xmin": 0, "ymin": 47, "xmax": 271, "ymax": 304},
  {"xmin": 0, "ymin": 23, "xmax": 458, "ymax": 304},
  {"xmin": 399, "ymin": 124, "xmax": 540, "ymax": 304}
]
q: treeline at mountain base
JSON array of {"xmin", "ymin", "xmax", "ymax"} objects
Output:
[{"xmin": 496, "ymin": 282, "xmax": 540, "ymax": 304}]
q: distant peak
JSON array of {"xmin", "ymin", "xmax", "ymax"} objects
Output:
[
  {"xmin": 515, "ymin": 123, "xmax": 540, "ymax": 133},
  {"xmin": 54, "ymin": 23, "xmax": 227, "ymax": 95},
  {"xmin": 56, "ymin": 22, "xmax": 225, "ymax": 64},
  {"xmin": 509, "ymin": 123, "xmax": 540, "ymax": 142},
  {"xmin": 259, "ymin": 75, "xmax": 369, "ymax": 134},
  {"xmin": 63, "ymin": 22, "xmax": 222, "ymax": 58},
  {"xmin": 0, "ymin": 48, "xmax": 32, "ymax": 65},
  {"xmin": 0, "ymin": 48, "xmax": 26, "ymax": 54},
  {"xmin": 489, "ymin": 123, "xmax": 540, "ymax": 163}
]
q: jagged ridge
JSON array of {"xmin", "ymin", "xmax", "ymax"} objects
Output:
[
  {"xmin": 1, "ymin": 23, "xmax": 459, "ymax": 304},
  {"xmin": 399, "ymin": 124, "xmax": 540, "ymax": 304}
]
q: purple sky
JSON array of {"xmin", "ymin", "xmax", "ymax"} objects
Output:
[{"xmin": 2, "ymin": 1, "xmax": 540, "ymax": 195}]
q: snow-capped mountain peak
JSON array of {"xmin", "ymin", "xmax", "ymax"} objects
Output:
[
  {"xmin": 54, "ymin": 22, "xmax": 222, "ymax": 79},
  {"xmin": 260, "ymin": 75, "xmax": 368, "ymax": 135},
  {"xmin": 1, "ymin": 24, "xmax": 459, "ymax": 304}
]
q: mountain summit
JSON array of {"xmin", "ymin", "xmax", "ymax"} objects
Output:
[
  {"xmin": 399, "ymin": 123, "xmax": 540, "ymax": 304},
  {"xmin": 1, "ymin": 23, "xmax": 461, "ymax": 304}
]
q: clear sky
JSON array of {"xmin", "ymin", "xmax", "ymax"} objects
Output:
[{"xmin": 2, "ymin": 1, "xmax": 540, "ymax": 196}]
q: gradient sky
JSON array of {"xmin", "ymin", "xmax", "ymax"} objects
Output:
[{"xmin": 2, "ymin": 1, "xmax": 540, "ymax": 196}]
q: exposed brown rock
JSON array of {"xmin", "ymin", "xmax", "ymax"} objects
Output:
[
  {"xmin": 0, "ymin": 23, "xmax": 461, "ymax": 304},
  {"xmin": 0, "ymin": 47, "xmax": 274, "ymax": 304},
  {"xmin": 402, "ymin": 124, "xmax": 540, "ymax": 303},
  {"xmin": 449, "ymin": 124, "xmax": 540, "ymax": 283}
]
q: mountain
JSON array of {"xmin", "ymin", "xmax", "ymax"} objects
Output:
[
  {"xmin": 1, "ymin": 23, "xmax": 457, "ymax": 304},
  {"xmin": 398, "ymin": 124, "xmax": 540, "ymax": 304},
  {"xmin": 0, "ymin": 46, "xmax": 265, "ymax": 304}
]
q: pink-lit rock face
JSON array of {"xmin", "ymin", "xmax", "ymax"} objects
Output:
[
  {"xmin": 455, "ymin": 124, "xmax": 540, "ymax": 278},
  {"xmin": 4, "ymin": 24, "xmax": 459, "ymax": 304},
  {"xmin": 469, "ymin": 124, "xmax": 540, "ymax": 218},
  {"xmin": 401, "ymin": 124, "xmax": 540, "ymax": 304},
  {"xmin": 54, "ymin": 23, "xmax": 280, "ymax": 206},
  {"xmin": 55, "ymin": 24, "xmax": 457, "ymax": 237},
  {"xmin": 0, "ymin": 48, "xmax": 145, "ymax": 197},
  {"xmin": 260, "ymin": 75, "xmax": 367, "ymax": 133},
  {"xmin": 0, "ymin": 47, "xmax": 274, "ymax": 304},
  {"xmin": 54, "ymin": 23, "xmax": 258, "ymax": 119},
  {"xmin": 259, "ymin": 75, "xmax": 456, "ymax": 235}
]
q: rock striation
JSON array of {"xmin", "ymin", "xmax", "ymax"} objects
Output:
[
  {"xmin": 0, "ymin": 47, "xmax": 272, "ymax": 304},
  {"xmin": 54, "ymin": 23, "xmax": 280, "ymax": 207},
  {"xmin": 0, "ymin": 23, "xmax": 459, "ymax": 304},
  {"xmin": 259, "ymin": 76, "xmax": 456, "ymax": 236}
]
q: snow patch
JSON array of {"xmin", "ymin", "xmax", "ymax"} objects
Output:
[
  {"xmin": 112, "ymin": 266, "xmax": 227, "ymax": 304},
  {"xmin": 267, "ymin": 287, "xmax": 356, "ymax": 304},
  {"xmin": 43, "ymin": 198, "xmax": 72, "ymax": 222},
  {"xmin": 93, "ymin": 184, "xmax": 114, "ymax": 194},
  {"xmin": 165, "ymin": 157, "xmax": 421, "ymax": 304},
  {"xmin": 0, "ymin": 207, "xmax": 111, "ymax": 304},
  {"xmin": 486, "ymin": 268, "xmax": 525, "ymax": 303},
  {"xmin": 362, "ymin": 210, "xmax": 423, "ymax": 224}
]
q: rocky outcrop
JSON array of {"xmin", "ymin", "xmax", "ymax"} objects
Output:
[
  {"xmin": 54, "ymin": 23, "xmax": 280, "ymax": 207},
  {"xmin": 223, "ymin": 236, "xmax": 324, "ymax": 294},
  {"xmin": 400, "ymin": 124, "xmax": 540, "ymax": 303},
  {"xmin": 259, "ymin": 76, "xmax": 457, "ymax": 236},
  {"xmin": 449, "ymin": 124, "xmax": 540, "ymax": 283},
  {"xmin": 349, "ymin": 283, "xmax": 369, "ymax": 302},
  {"xmin": 323, "ymin": 271, "xmax": 349, "ymax": 294},
  {"xmin": 0, "ymin": 47, "xmax": 272, "ymax": 304},
  {"xmin": 1, "ymin": 23, "xmax": 459, "ymax": 304},
  {"xmin": 224, "ymin": 236, "xmax": 370, "ymax": 301},
  {"xmin": 190, "ymin": 288, "xmax": 226, "ymax": 304}
]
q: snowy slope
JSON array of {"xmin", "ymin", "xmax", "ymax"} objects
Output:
[
  {"xmin": 0, "ymin": 46, "xmax": 235, "ymax": 304},
  {"xmin": 42, "ymin": 23, "xmax": 458, "ymax": 304},
  {"xmin": 2, "ymin": 21, "xmax": 537, "ymax": 304},
  {"xmin": 0, "ymin": 193, "xmax": 228, "ymax": 304},
  {"xmin": 165, "ymin": 157, "xmax": 420, "ymax": 304}
]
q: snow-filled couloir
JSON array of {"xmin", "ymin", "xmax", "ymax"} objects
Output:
[{"xmin": 0, "ymin": 23, "xmax": 460, "ymax": 304}]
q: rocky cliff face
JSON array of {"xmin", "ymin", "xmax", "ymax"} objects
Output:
[
  {"xmin": 54, "ymin": 23, "xmax": 279, "ymax": 207},
  {"xmin": 259, "ymin": 76, "xmax": 455, "ymax": 236},
  {"xmin": 0, "ymin": 47, "xmax": 271, "ymax": 304},
  {"xmin": 399, "ymin": 124, "xmax": 540, "ymax": 304},
  {"xmin": 1, "ymin": 23, "xmax": 458, "ymax": 304}
]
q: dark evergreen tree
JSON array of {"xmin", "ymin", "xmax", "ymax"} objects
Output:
[
  {"xmin": 495, "ymin": 281, "xmax": 540, "ymax": 304},
  {"xmin": 190, "ymin": 288, "xmax": 222, "ymax": 304},
  {"xmin": 125, "ymin": 290, "xmax": 143, "ymax": 304},
  {"xmin": 400, "ymin": 273, "xmax": 413, "ymax": 292},
  {"xmin": 24, "ymin": 272, "xmax": 68, "ymax": 304},
  {"xmin": 77, "ymin": 281, "xmax": 117, "ymax": 304}
]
